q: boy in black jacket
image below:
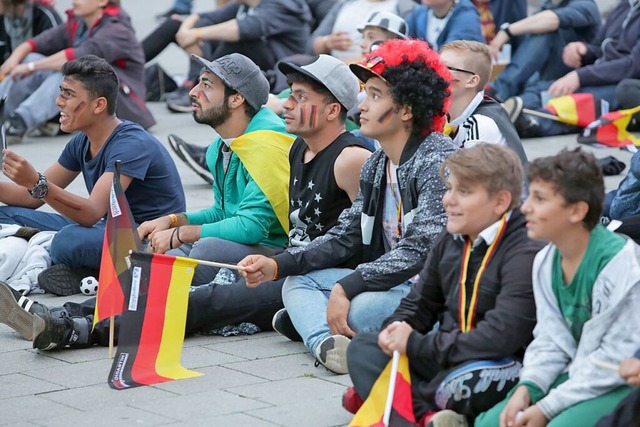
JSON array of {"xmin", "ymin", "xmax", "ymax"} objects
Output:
[{"xmin": 345, "ymin": 144, "xmax": 543, "ymax": 426}]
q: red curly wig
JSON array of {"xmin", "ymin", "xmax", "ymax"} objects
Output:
[{"xmin": 350, "ymin": 39, "xmax": 452, "ymax": 135}]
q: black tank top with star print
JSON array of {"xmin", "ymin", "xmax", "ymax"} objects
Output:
[{"xmin": 287, "ymin": 132, "xmax": 369, "ymax": 247}]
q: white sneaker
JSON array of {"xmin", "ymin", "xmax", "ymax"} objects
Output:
[
  {"xmin": 314, "ymin": 334, "xmax": 350, "ymax": 374},
  {"xmin": 426, "ymin": 409, "xmax": 468, "ymax": 427}
]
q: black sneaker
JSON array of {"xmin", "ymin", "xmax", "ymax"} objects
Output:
[
  {"xmin": 37, "ymin": 264, "xmax": 99, "ymax": 296},
  {"xmin": 5, "ymin": 114, "xmax": 28, "ymax": 144},
  {"xmin": 177, "ymin": 140, "xmax": 214, "ymax": 185},
  {"xmin": 271, "ymin": 308, "xmax": 302, "ymax": 342},
  {"xmin": 33, "ymin": 311, "xmax": 92, "ymax": 350},
  {"xmin": 314, "ymin": 335, "xmax": 351, "ymax": 375},
  {"xmin": 0, "ymin": 281, "xmax": 47, "ymax": 340},
  {"xmin": 501, "ymin": 96, "xmax": 524, "ymax": 123},
  {"xmin": 168, "ymin": 133, "xmax": 187, "ymax": 163},
  {"xmin": 166, "ymin": 88, "xmax": 194, "ymax": 113},
  {"xmin": 502, "ymin": 96, "xmax": 542, "ymax": 138}
]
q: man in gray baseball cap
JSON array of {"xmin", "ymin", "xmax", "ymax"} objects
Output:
[{"xmin": 138, "ymin": 52, "xmax": 294, "ymax": 285}]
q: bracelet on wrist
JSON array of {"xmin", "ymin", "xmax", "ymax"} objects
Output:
[
  {"xmin": 194, "ymin": 28, "xmax": 202, "ymax": 42},
  {"xmin": 169, "ymin": 213, "xmax": 178, "ymax": 228},
  {"xmin": 169, "ymin": 227, "xmax": 178, "ymax": 250},
  {"xmin": 271, "ymin": 258, "xmax": 279, "ymax": 280},
  {"xmin": 176, "ymin": 226, "xmax": 186, "ymax": 245}
]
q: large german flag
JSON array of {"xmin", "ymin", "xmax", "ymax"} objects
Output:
[
  {"xmin": 578, "ymin": 105, "xmax": 640, "ymax": 147},
  {"xmin": 544, "ymin": 93, "xmax": 605, "ymax": 128},
  {"xmin": 349, "ymin": 351, "xmax": 416, "ymax": 427},
  {"xmin": 108, "ymin": 252, "xmax": 202, "ymax": 390},
  {"xmin": 94, "ymin": 161, "xmax": 142, "ymax": 326}
]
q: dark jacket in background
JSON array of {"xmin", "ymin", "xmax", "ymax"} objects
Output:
[
  {"xmin": 28, "ymin": 6, "xmax": 155, "ymax": 129},
  {"xmin": 0, "ymin": 1, "xmax": 61, "ymax": 62}
]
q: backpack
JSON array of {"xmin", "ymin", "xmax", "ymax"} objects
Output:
[{"xmin": 144, "ymin": 64, "xmax": 177, "ymax": 102}]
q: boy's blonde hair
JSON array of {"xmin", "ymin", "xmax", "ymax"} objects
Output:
[
  {"xmin": 440, "ymin": 40, "xmax": 492, "ymax": 91},
  {"xmin": 439, "ymin": 144, "xmax": 523, "ymax": 209}
]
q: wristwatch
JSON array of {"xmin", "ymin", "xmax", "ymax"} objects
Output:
[
  {"xmin": 499, "ymin": 22, "xmax": 513, "ymax": 39},
  {"xmin": 28, "ymin": 172, "xmax": 49, "ymax": 199}
]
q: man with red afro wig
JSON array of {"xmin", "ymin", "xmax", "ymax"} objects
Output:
[{"xmin": 240, "ymin": 38, "xmax": 457, "ymax": 376}]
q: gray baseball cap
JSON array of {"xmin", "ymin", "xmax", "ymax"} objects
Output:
[
  {"xmin": 357, "ymin": 11, "xmax": 408, "ymax": 40},
  {"xmin": 191, "ymin": 53, "xmax": 269, "ymax": 111},
  {"xmin": 277, "ymin": 55, "xmax": 360, "ymax": 111}
]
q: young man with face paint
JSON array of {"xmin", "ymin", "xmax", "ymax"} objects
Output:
[
  {"xmin": 0, "ymin": 55, "xmax": 185, "ymax": 295},
  {"xmin": 346, "ymin": 144, "xmax": 541, "ymax": 426},
  {"xmin": 239, "ymin": 39, "xmax": 456, "ymax": 375},
  {"xmin": 0, "ymin": 54, "xmax": 369, "ymax": 351},
  {"xmin": 0, "ymin": 0, "xmax": 154, "ymax": 144}
]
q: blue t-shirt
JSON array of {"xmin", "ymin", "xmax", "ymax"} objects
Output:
[{"xmin": 58, "ymin": 121, "xmax": 185, "ymax": 223}]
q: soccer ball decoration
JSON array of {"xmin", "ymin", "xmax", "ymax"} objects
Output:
[{"xmin": 80, "ymin": 276, "xmax": 99, "ymax": 296}]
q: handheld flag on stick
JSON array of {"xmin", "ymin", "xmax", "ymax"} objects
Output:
[
  {"xmin": 108, "ymin": 251, "xmax": 202, "ymax": 390},
  {"xmin": 349, "ymin": 351, "xmax": 416, "ymax": 427},
  {"xmin": 542, "ymin": 93, "xmax": 607, "ymax": 127},
  {"xmin": 578, "ymin": 106, "xmax": 640, "ymax": 147},
  {"xmin": 95, "ymin": 161, "xmax": 142, "ymax": 326}
]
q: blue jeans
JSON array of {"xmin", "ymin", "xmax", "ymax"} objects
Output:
[
  {"xmin": 166, "ymin": 237, "xmax": 278, "ymax": 285},
  {"xmin": 0, "ymin": 206, "xmax": 105, "ymax": 268},
  {"xmin": 0, "ymin": 53, "xmax": 62, "ymax": 131},
  {"xmin": 281, "ymin": 268, "xmax": 411, "ymax": 355},
  {"xmin": 493, "ymin": 32, "xmax": 572, "ymax": 101},
  {"xmin": 171, "ymin": 0, "xmax": 192, "ymax": 13},
  {"xmin": 520, "ymin": 80, "xmax": 619, "ymax": 137}
]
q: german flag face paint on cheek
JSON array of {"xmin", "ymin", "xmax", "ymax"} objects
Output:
[
  {"xmin": 309, "ymin": 105, "xmax": 318, "ymax": 128},
  {"xmin": 299, "ymin": 104, "xmax": 306, "ymax": 126},
  {"xmin": 378, "ymin": 107, "xmax": 394, "ymax": 124},
  {"xmin": 73, "ymin": 100, "xmax": 86, "ymax": 113}
]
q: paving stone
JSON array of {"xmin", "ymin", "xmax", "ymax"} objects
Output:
[
  {"xmin": 247, "ymin": 397, "xmax": 353, "ymax": 427},
  {"xmin": 0, "ymin": 395, "xmax": 82, "ymax": 426},
  {"xmin": 128, "ymin": 389, "xmax": 272, "ymax": 421},
  {"xmin": 151, "ymin": 365, "xmax": 266, "ymax": 395},
  {"xmin": 0, "ymin": 373, "xmax": 64, "ymax": 399},
  {"xmin": 226, "ymin": 353, "xmax": 334, "ymax": 381},
  {"xmin": 24, "ymin": 358, "xmax": 114, "ymax": 388},
  {"xmin": 226, "ymin": 377, "xmax": 346, "ymax": 406},
  {"xmin": 203, "ymin": 334, "xmax": 307, "ymax": 360},
  {"xmin": 31, "ymin": 405, "xmax": 178, "ymax": 427},
  {"xmin": 174, "ymin": 345, "xmax": 246, "ymax": 369},
  {"xmin": 0, "ymin": 350, "xmax": 67, "ymax": 376},
  {"xmin": 37, "ymin": 383, "xmax": 176, "ymax": 411}
]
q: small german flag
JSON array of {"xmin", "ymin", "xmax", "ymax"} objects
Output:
[
  {"xmin": 544, "ymin": 93, "xmax": 605, "ymax": 128},
  {"xmin": 578, "ymin": 105, "xmax": 640, "ymax": 147},
  {"xmin": 94, "ymin": 161, "xmax": 142, "ymax": 327},
  {"xmin": 108, "ymin": 252, "xmax": 202, "ymax": 389},
  {"xmin": 349, "ymin": 351, "xmax": 416, "ymax": 427}
]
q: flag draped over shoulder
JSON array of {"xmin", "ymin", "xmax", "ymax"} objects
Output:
[
  {"xmin": 578, "ymin": 105, "xmax": 640, "ymax": 147},
  {"xmin": 544, "ymin": 93, "xmax": 605, "ymax": 127},
  {"xmin": 349, "ymin": 352, "xmax": 416, "ymax": 427},
  {"xmin": 108, "ymin": 251, "xmax": 202, "ymax": 390},
  {"xmin": 94, "ymin": 161, "xmax": 142, "ymax": 326},
  {"xmin": 231, "ymin": 130, "xmax": 294, "ymax": 234}
]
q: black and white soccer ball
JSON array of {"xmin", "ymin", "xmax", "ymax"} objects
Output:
[{"xmin": 80, "ymin": 276, "xmax": 99, "ymax": 296}]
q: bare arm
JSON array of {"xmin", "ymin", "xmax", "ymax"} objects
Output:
[
  {"xmin": 489, "ymin": 10, "xmax": 560, "ymax": 60},
  {"xmin": 334, "ymin": 146, "xmax": 371, "ymax": 202},
  {"xmin": 176, "ymin": 19, "xmax": 240, "ymax": 48},
  {"xmin": 0, "ymin": 42, "xmax": 33, "ymax": 75},
  {"xmin": 1, "ymin": 149, "xmax": 133, "ymax": 226}
]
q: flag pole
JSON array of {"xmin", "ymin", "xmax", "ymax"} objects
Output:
[
  {"xmin": 383, "ymin": 350, "xmax": 400, "ymax": 427},
  {"xmin": 522, "ymin": 108, "xmax": 564, "ymax": 122},
  {"xmin": 109, "ymin": 315, "xmax": 115, "ymax": 359},
  {"xmin": 128, "ymin": 250, "xmax": 246, "ymax": 271}
]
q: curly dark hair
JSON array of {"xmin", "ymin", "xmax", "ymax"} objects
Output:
[
  {"xmin": 352, "ymin": 39, "xmax": 451, "ymax": 139},
  {"xmin": 527, "ymin": 148, "xmax": 604, "ymax": 230},
  {"xmin": 381, "ymin": 58, "xmax": 451, "ymax": 139}
]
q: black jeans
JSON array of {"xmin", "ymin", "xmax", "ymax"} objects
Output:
[{"xmin": 64, "ymin": 276, "xmax": 285, "ymax": 346}]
